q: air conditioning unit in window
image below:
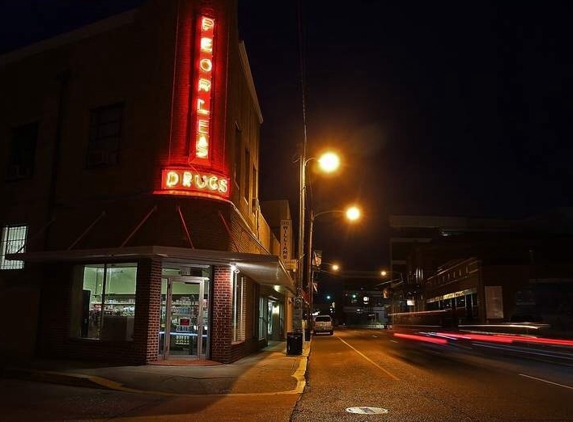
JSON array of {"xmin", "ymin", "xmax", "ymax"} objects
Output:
[
  {"xmin": 87, "ymin": 150, "xmax": 109, "ymax": 166},
  {"xmin": 6, "ymin": 165, "xmax": 29, "ymax": 180}
]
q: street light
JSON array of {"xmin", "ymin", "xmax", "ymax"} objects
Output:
[
  {"xmin": 295, "ymin": 151, "xmax": 341, "ymax": 337},
  {"xmin": 311, "ymin": 262, "xmax": 340, "ymax": 318},
  {"xmin": 378, "ymin": 269, "xmax": 406, "ymax": 315},
  {"xmin": 306, "ymin": 205, "xmax": 361, "ymax": 331},
  {"xmin": 379, "ymin": 269, "xmax": 404, "ymax": 284},
  {"xmin": 324, "ymin": 262, "xmax": 340, "ymax": 273}
]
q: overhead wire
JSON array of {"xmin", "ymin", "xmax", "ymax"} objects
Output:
[{"xmin": 296, "ymin": 0, "xmax": 314, "ymax": 212}]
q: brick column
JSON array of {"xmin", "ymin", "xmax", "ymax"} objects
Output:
[
  {"xmin": 211, "ymin": 265, "xmax": 233, "ymax": 363},
  {"xmin": 134, "ymin": 258, "xmax": 162, "ymax": 363}
]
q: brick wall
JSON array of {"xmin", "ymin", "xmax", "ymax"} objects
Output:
[
  {"xmin": 37, "ymin": 263, "xmax": 71, "ymax": 357},
  {"xmin": 211, "ymin": 265, "xmax": 232, "ymax": 362},
  {"xmin": 134, "ymin": 258, "xmax": 162, "ymax": 363}
]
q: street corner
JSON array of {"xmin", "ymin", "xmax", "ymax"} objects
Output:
[{"xmin": 1, "ymin": 367, "xmax": 121, "ymax": 391}]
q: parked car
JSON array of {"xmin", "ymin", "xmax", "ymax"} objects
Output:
[{"xmin": 313, "ymin": 315, "xmax": 334, "ymax": 335}]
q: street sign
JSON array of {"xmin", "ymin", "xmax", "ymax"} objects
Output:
[{"xmin": 284, "ymin": 259, "xmax": 298, "ymax": 271}]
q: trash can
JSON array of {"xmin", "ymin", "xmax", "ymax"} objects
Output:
[
  {"xmin": 304, "ymin": 327, "xmax": 311, "ymax": 341},
  {"xmin": 286, "ymin": 331, "xmax": 303, "ymax": 355}
]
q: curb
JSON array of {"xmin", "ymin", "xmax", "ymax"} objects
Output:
[{"xmin": 1, "ymin": 347, "xmax": 311, "ymax": 397}]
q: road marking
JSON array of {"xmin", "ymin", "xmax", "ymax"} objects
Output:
[
  {"xmin": 519, "ymin": 373, "xmax": 573, "ymax": 390},
  {"xmin": 337, "ymin": 337, "xmax": 400, "ymax": 381},
  {"xmin": 346, "ymin": 406, "xmax": 389, "ymax": 414}
]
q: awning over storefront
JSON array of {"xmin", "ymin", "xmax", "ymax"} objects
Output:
[{"xmin": 8, "ymin": 245, "xmax": 296, "ymax": 295}]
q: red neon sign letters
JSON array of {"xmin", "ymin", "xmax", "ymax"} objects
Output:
[
  {"xmin": 193, "ymin": 16, "xmax": 215, "ymax": 162},
  {"xmin": 158, "ymin": 15, "xmax": 230, "ymax": 200}
]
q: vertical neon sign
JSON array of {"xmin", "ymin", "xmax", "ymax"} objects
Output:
[
  {"xmin": 193, "ymin": 16, "xmax": 215, "ymax": 162},
  {"xmin": 157, "ymin": 14, "xmax": 230, "ymax": 199}
]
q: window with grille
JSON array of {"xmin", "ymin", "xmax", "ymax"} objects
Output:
[
  {"xmin": 86, "ymin": 103, "xmax": 124, "ymax": 167},
  {"xmin": 0, "ymin": 225, "xmax": 28, "ymax": 270}
]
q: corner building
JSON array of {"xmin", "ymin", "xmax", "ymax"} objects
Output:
[{"xmin": 0, "ymin": 0, "xmax": 295, "ymax": 364}]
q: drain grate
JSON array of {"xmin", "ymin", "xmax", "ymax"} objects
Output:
[{"xmin": 346, "ymin": 407, "xmax": 389, "ymax": 415}]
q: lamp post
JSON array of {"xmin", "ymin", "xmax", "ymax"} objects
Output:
[
  {"xmin": 380, "ymin": 270, "xmax": 404, "ymax": 284},
  {"xmin": 306, "ymin": 206, "xmax": 360, "ymax": 333},
  {"xmin": 310, "ymin": 261, "xmax": 340, "ymax": 318},
  {"xmin": 295, "ymin": 151, "xmax": 340, "ymax": 337},
  {"xmin": 379, "ymin": 270, "xmax": 406, "ymax": 315}
]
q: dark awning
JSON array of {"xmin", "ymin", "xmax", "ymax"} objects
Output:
[{"xmin": 8, "ymin": 245, "xmax": 295, "ymax": 295}]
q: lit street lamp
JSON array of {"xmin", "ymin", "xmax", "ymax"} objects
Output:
[
  {"xmin": 379, "ymin": 269, "xmax": 404, "ymax": 283},
  {"xmin": 378, "ymin": 269, "xmax": 407, "ymax": 315},
  {"xmin": 323, "ymin": 262, "xmax": 340, "ymax": 273},
  {"xmin": 295, "ymin": 151, "xmax": 341, "ymax": 339},
  {"xmin": 306, "ymin": 206, "xmax": 360, "ymax": 331},
  {"xmin": 310, "ymin": 262, "xmax": 340, "ymax": 318}
]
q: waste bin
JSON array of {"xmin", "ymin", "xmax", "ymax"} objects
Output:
[
  {"xmin": 304, "ymin": 327, "xmax": 311, "ymax": 341},
  {"xmin": 286, "ymin": 331, "xmax": 303, "ymax": 355}
]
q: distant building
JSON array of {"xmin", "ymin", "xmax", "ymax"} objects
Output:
[
  {"xmin": 388, "ymin": 212, "xmax": 573, "ymax": 334},
  {"xmin": 336, "ymin": 270, "xmax": 390, "ymax": 327},
  {"xmin": 0, "ymin": 0, "xmax": 295, "ymax": 365}
]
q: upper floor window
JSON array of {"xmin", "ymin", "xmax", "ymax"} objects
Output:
[
  {"xmin": 5, "ymin": 122, "xmax": 38, "ymax": 180},
  {"xmin": 87, "ymin": 103, "xmax": 124, "ymax": 167},
  {"xmin": 0, "ymin": 224, "xmax": 28, "ymax": 270},
  {"xmin": 233, "ymin": 123, "xmax": 242, "ymax": 184},
  {"xmin": 243, "ymin": 149, "xmax": 250, "ymax": 201},
  {"xmin": 252, "ymin": 165, "xmax": 257, "ymax": 213}
]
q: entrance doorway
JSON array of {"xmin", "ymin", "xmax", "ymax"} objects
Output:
[{"xmin": 158, "ymin": 276, "xmax": 209, "ymax": 359}]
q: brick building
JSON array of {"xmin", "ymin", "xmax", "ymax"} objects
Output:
[
  {"xmin": 388, "ymin": 213, "xmax": 573, "ymax": 335},
  {"xmin": 0, "ymin": 0, "xmax": 296, "ymax": 364}
]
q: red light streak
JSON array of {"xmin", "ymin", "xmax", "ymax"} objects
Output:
[
  {"xmin": 435, "ymin": 331, "xmax": 573, "ymax": 347},
  {"xmin": 513, "ymin": 336, "xmax": 573, "ymax": 347},
  {"xmin": 394, "ymin": 332, "xmax": 449, "ymax": 345}
]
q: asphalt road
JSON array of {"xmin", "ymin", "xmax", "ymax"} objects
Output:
[
  {"xmin": 292, "ymin": 327, "xmax": 573, "ymax": 421},
  {"xmin": 1, "ymin": 328, "xmax": 572, "ymax": 421}
]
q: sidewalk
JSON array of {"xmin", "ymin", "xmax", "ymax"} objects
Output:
[{"xmin": 1, "ymin": 340, "xmax": 310, "ymax": 397}]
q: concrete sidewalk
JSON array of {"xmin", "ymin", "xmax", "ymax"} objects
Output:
[{"xmin": 1, "ymin": 340, "xmax": 310, "ymax": 397}]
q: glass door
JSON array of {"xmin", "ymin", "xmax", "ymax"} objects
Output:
[{"xmin": 158, "ymin": 276, "xmax": 209, "ymax": 359}]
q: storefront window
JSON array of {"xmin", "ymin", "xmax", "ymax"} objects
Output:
[
  {"xmin": 232, "ymin": 273, "xmax": 245, "ymax": 342},
  {"xmin": 258, "ymin": 297, "xmax": 267, "ymax": 341},
  {"xmin": 70, "ymin": 263, "xmax": 137, "ymax": 341}
]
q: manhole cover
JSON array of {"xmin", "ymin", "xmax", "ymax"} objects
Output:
[{"xmin": 346, "ymin": 407, "xmax": 389, "ymax": 415}]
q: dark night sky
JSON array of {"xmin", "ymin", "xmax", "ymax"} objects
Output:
[
  {"xmin": 238, "ymin": 1, "xmax": 573, "ymax": 269},
  {"xmin": 1, "ymin": 1, "xmax": 572, "ymax": 270}
]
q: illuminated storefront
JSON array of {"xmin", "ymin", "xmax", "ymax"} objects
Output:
[{"xmin": 0, "ymin": 0, "xmax": 295, "ymax": 365}]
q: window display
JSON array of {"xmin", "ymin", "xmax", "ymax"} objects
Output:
[{"xmin": 71, "ymin": 263, "xmax": 137, "ymax": 341}]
